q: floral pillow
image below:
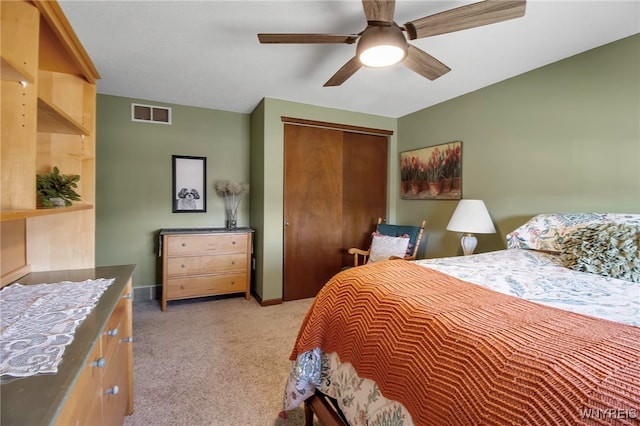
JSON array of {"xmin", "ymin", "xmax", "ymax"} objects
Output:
[
  {"xmin": 368, "ymin": 234, "xmax": 410, "ymax": 263},
  {"xmin": 561, "ymin": 223, "xmax": 640, "ymax": 283},
  {"xmin": 506, "ymin": 213, "xmax": 640, "ymax": 253}
]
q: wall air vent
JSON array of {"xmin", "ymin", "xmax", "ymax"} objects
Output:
[{"xmin": 131, "ymin": 103, "xmax": 172, "ymax": 125}]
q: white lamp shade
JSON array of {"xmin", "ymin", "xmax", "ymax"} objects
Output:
[{"xmin": 446, "ymin": 199, "xmax": 496, "ymax": 234}]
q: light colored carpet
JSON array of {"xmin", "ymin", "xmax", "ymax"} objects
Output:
[{"xmin": 124, "ymin": 295, "xmax": 319, "ymax": 426}]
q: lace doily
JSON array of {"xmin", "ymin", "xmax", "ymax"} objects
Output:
[{"xmin": 0, "ymin": 278, "xmax": 114, "ymax": 378}]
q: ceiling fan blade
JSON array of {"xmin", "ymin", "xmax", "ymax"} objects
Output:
[
  {"xmin": 324, "ymin": 57, "xmax": 362, "ymax": 87},
  {"xmin": 258, "ymin": 34, "xmax": 358, "ymax": 44},
  {"xmin": 404, "ymin": 0, "xmax": 526, "ymax": 40},
  {"xmin": 403, "ymin": 45, "xmax": 450, "ymax": 81},
  {"xmin": 362, "ymin": 0, "xmax": 396, "ymax": 23}
]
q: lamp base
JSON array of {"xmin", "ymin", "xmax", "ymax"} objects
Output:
[{"xmin": 460, "ymin": 233, "xmax": 477, "ymax": 256}]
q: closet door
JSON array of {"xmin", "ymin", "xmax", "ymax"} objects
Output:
[
  {"xmin": 341, "ymin": 132, "xmax": 387, "ymax": 266},
  {"xmin": 283, "ymin": 124, "xmax": 343, "ymax": 301},
  {"xmin": 283, "ymin": 121, "xmax": 389, "ymax": 301}
]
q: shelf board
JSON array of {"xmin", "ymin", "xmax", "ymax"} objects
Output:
[
  {"xmin": 37, "ymin": 97, "xmax": 90, "ymax": 135},
  {"xmin": 1, "ymin": 57, "xmax": 35, "ymax": 84},
  {"xmin": 0, "ymin": 204, "xmax": 93, "ymax": 222}
]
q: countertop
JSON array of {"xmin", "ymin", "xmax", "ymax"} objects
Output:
[{"xmin": 0, "ymin": 264, "xmax": 136, "ymax": 426}]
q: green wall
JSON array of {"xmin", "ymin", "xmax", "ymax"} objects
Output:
[
  {"xmin": 248, "ymin": 99, "xmax": 266, "ymax": 298},
  {"xmin": 397, "ymin": 34, "xmax": 640, "ymax": 258},
  {"xmin": 95, "ymin": 95, "xmax": 250, "ymax": 286}
]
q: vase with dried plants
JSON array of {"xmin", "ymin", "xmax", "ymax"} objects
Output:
[{"xmin": 214, "ymin": 180, "xmax": 249, "ymax": 229}]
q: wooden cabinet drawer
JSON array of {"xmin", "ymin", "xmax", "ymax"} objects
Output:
[
  {"xmin": 57, "ymin": 389, "xmax": 102, "ymax": 426},
  {"xmin": 166, "ymin": 253, "xmax": 246, "ymax": 277},
  {"xmin": 102, "ymin": 340, "xmax": 130, "ymax": 426},
  {"xmin": 166, "ymin": 273, "xmax": 247, "ymax": 299},
  {"xmin": 102, "ymin": 296, "xmax": 129, "ymax": 361},
  {"xmin": 55, "ymin": 341, "xmax": 103, "ymax": 426},
  {"xmin": 166, "ymin": 234, "xmax": 247, "ymax": 256}
]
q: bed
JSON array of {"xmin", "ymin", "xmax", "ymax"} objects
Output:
[{"xmin": 281, "ymin": 213, "xmax": 640, "ymax": 425}]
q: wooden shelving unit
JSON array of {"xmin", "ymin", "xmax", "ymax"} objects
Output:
[
  {"xmin": 0, "ymin": 0, "xmax": 100, "ymax": 285},
  {"xmin": 0, "ymin": 0, "xmax": 38, "ymax": 84},
  {"xmin": 37, "ymin": 97, "xmax": 91, "ymax": 135},
  {"xmin": 1, "ymin": 56, "xmax": 35, "ymax": 83}
]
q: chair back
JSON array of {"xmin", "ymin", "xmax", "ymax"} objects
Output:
[{"xmin": 377, "ymin": 219, "xmax": 426, "ymax": 258}]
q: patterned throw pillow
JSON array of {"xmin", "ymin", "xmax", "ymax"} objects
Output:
[
  {"xmin": 368, "ymin": 234, "xmax": 410, "ymax": 263},
  {"xmin": 561, "ymin": 223, "xmax": 640, "ymax": 283},
  {"xmin": 506, "ymin": 213, "xmax": 640, "ymax": 253}
]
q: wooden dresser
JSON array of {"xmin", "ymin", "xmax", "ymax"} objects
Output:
[
  {"xmin": 0, "ymin": 265, "xmax": 135, "ymax": 426},
  {"xmin": 160, "ymin": 228, "xmax": 254, "ymax": 311}
]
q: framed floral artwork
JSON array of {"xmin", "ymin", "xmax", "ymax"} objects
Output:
[
  {"xmin": 172, "ymin": 155, "xmax": 207, "ymax": 212},
  {"xmin": 400, "ymin": 141, "xmax": 462, "ymax": 200}
]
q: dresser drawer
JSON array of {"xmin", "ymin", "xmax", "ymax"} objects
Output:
[
  {"xmin": 55, "ymin": 341, "xmax": 103, "ymax": 426},
  {"xmin": 166, "ymin": 234, "xmax": 248, "ymax": 256},
  {"xmin": 166, "ymin": 273, "xmax": 247, "ymax": 299},
  {"xmin": 166, "ymin": 253, "xmax": 247, "ymax": 277},
  {"xmin": 102, "ymin": 296, "xmax": 129, "ymax": 362},
  {"xmin": 102, "ymin": 340, "xmax": 130, "ymax": 426}
]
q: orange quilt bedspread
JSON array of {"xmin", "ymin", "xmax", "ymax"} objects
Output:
[{"xmin": 291, "ymin": 261, "xmax": 640, "ymax": 425}]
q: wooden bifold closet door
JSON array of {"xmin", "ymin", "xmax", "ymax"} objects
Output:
[{"xmin": 283, "ymin": 120, "xmax": 389, "ymax": 301}]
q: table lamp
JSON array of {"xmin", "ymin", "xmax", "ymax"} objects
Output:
[{"xmin": 446, "ymin": 199, "xmax": 496, "ymax": 255}]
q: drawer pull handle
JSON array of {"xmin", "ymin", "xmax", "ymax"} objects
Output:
[
  {"xmin": 92, "ymin": 358, "xmax": 106, "ymax": 368},
  {"xmin": 122, "ymin": 293, "xmax": 133, "ymax": 300},
  {"xmin": 106, "ymin": 328, "xmax": 119, "ymax": 337},
  {"xmin": 105, "ymin": 385, "xmax": 120, "ymax": 395},
  {"xmin": 231, "ymin": 261, "xmax": 235, "ymax": 265},
  {"xmin": 231, "ymin": 281, "xmax": 235, "ymax": 285},
  {"xmin": 232, "ymin": 241, "xmax": 236, "ymax": 245},
  {"xmin": 181, "ymin": 264, "xmax": 186, "ymax": 268},
  {"xmin": 121, "ymin": 336, "xmax": 134, "ymax": 343},
  {"xmin": 181, "ymin": 243, "xmax": 186, "ymax": 247}
]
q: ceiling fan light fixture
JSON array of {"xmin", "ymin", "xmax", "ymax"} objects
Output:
[{"xmin": 356, "ymin": 25, "xmax": 407, "ymax": 68}]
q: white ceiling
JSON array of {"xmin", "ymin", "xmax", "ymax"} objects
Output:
[{"xmin": 59, "ymin": 1, "xmax": 639, "ymax": 118}]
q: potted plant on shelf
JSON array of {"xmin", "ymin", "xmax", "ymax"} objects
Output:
[{"xmin": 36, "ymin": 166, "xmax": 81, "ymax": 208}]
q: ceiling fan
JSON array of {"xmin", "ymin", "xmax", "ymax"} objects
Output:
[{"xmin": 258, "ymin": 0, "xmax": 526, "ymax": 87}]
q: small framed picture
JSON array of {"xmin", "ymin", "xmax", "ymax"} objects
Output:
[{"xmin": 172, "ymin": 155, "xmax": 206, "ymax": 213}]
